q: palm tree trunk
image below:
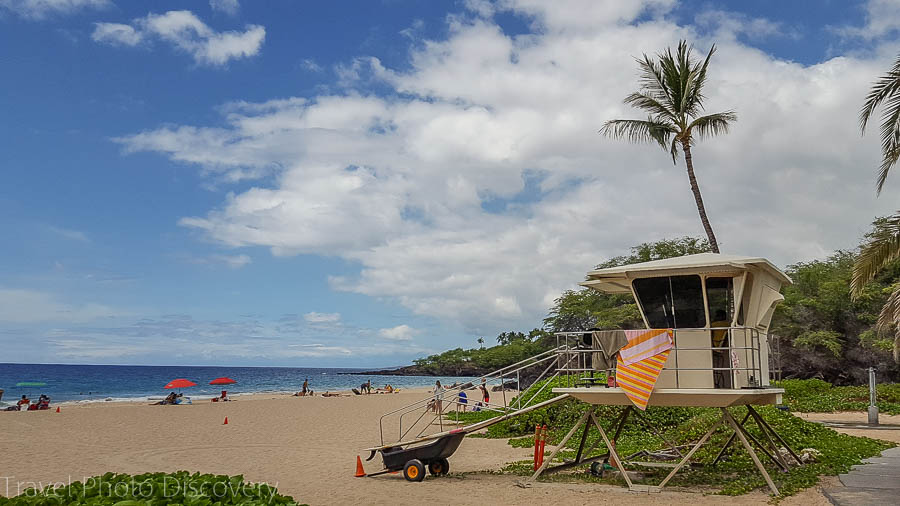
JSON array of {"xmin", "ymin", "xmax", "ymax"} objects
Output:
[{"xmin": 681, "ymin": 140, "xmax": 720, "ymax": 253}]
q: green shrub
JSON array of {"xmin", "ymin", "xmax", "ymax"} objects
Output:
[
  {"xmin": 777, "ymin": 379, "xmax": 900, "ymax": 415},
  {"xmin": 0, "ymin": 472, "xmax": 302, "ymax": 505}
]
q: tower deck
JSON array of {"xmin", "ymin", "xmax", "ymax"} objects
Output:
[{"xmin": 553, "ymin": 387, "xmax": 783, "ymax": 408}]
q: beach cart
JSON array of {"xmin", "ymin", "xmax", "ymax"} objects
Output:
[{"xmin": 368, "ymin": 432, "xmax": 465, "ymax": 481}]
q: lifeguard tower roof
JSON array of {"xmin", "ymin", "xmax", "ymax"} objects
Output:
[{"xmin": 580, "ymin": 253, "xmax": 791, "ymax": 294}]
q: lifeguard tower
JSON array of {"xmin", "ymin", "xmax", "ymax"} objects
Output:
[
  {"xmin": 542, "ymin": 253, "xmax": 799, "ymax": 494},
  {"xmin": 366, "ymin": 253, "xmax": 802, "ymax": 495}
]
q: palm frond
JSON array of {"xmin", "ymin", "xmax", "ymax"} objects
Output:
[
  {"xmin": 669, "ymin": 137, "xmax": 680, "ymax": 164},
  {"xmin": 687, "ymin": 111, "xmax": 737, "ymax": 141},
  {"xmin": 874, "ymin": 284, "xmax": 900, "ymax": 363},
  {"xmin": 636, "ymin": 54, "xmax": 673, "ymax": 107},
  {"xmin": 875, "ymin": 93, "xmax": 900, "ymax": 194},
  {"xmin": 684, "ymin": 45, "xmax": 715, "ymax": 117},
  {"xmin": 600, "ymin": 118, "xmax": 676, "ymax": 151},
  {"xmin": 623, "ymin": 91, "xmax": 675, "ymax": 119},
  {"xmin": 876, "ymin": 283, "xmax": 900, "ymax": 333},
  {"xmin": 860, "ymin": 53, "xmax": 900, "ymax": 135},
  {"xmin": 851, "ymin": 212, "xmax": 900, "ymax": 297},
  {"xmin": 658, "ymin": 45, "xmax": 686, "ymax": 123}
]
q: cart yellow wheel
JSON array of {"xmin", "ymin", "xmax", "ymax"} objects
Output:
[
  {"xmin": 428, "ymin": 458, "xmax": 450, "ymax": 476},
  {"xmin": 403, "ymin": 459, "xmax": 425, "ymax": 482}
]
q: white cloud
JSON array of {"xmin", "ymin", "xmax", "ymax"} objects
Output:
[
  {"xmin": 694, "ymin": 10, "xmax": 797, "ymax": 41},
  {"xmin": 0, "ymin": 0, "xmax": 108, "ymax": 20},
  {"xmin": 300, "ymin": 58, "xmax": 322, "ymax": 72},
  {"xmin": 47, "ymin": 225, "xmax": 90, "ymax": 242},
  {"xmin": 838, "ymin": 0, "xmax": 900, "ymax": 40},
  {"xmin": 379, "ymin": 324, "xmax": 417, "ymax": 341},
  {"xmin": 92, "ymin": 22, "xmax": 141, "ymax": 46},
  {"xmin": 91, "ymin": 10, "xmax": 265, "ymax": 66},
  {"xmin": 178, "ymin": 253, "xmax": 252, "ymax": 269},
  {"xmin": 116, "ymin": 2, "xmax": 900, "ymax": 337},
  {"xmin": 0, "ymin": 288, "xmax": 118, "ymax": 323},
  {"xmin": 209, "ymin": 0, "xmax": 239, "ymax": 17},
  {"xmin": 215, "ymin": 254, "xmax": 251, "ymax": 268},
  {"xmin": 31, "ymin": 314, "xmax": 430, "ymax": 364},
  {"xmin": 304, "ymin": 312, "xmax": 341, "ymax": 324}
]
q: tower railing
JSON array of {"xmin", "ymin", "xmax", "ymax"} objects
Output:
[{"xmin": 374, "ymin": 326, "xmax": 770, "ymax": 447}]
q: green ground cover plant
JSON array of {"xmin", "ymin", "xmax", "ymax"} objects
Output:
[
  {"xmin": 0, "ymin": 472, "xmax": 303, "ymax": 506},
  {"xmin": 451, "ymin": 378, "xmax": 896, "ymax": 497},
  {"xmin": 776, "ymin": 378, "xmax": 900, "ymax": 415}
]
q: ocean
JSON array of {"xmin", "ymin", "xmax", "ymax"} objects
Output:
[{"xmin": 0, "ymin": 363, "xmax": 475, "ymax": 405}]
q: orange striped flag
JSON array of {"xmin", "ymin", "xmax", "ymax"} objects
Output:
[{"xmin": 615, "ymin": 350, "xmax": 670, "ymax": 410}]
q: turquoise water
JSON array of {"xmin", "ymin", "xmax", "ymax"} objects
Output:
[{"xmin": 0, "ymin": 363, "xmax": 474, "ymax": 404}]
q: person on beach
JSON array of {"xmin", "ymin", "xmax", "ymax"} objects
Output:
[
  {"xmin": 17, "ymin": 395, "xmax": 30, "ymax": 408},
  {"xmin": 479, "ymin": 378, "xmax": 490, "ymax": 405},
  {"xmin": 153, "ymin": 392, "xmax": 176, "ymax": 405},
  {"xmin": 432, "ymin": 380, "xmax": 444, "ymax": 413},
  {"xmin": 302, "ymin": 378, "xmax": 309, "ymax": 396}
]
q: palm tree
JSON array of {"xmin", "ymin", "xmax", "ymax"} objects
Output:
[
  {"xmin": 851, "ymin": 54, "xmax": 900, "ymax": 364},
  {"xmin": 859, "ymin": 52, "xmax": 900, "ymax": 194},
  {"xmin": 851, "ymin": 216, "xmax": 900, "ymax": 363},
  {"xmin": 601, "ymin": 40, "xmax": 736, "ymax": 253}
]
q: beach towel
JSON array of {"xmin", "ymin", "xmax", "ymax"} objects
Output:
[
  {"xmin": 620, "ymin": 329, "xmax": 674, "ymax": 366},
  {"xmin": 615, "ymin": 350, "xmax": 670, "ymax": 410},
  {"xmin": 592, "ymin": 330, "xmax": 628, "ymax": 370}
]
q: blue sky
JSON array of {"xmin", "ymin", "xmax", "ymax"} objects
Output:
[{"xmin": 1, "ymin": 0, "xmax": 899, "ymax": 367}]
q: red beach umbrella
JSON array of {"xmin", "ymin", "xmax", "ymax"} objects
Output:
[
  {"xmin": 209, "ymin": 377, "xmax": 237, "ymax": 385},
  {"xmin": 164, "ymin": 379, "xmax": 197, "ymax": 389}
]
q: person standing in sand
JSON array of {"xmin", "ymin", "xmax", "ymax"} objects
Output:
[
  {"xmin": 479, "ymin": 378, "xmax": 490, "ymax": 406},
  {"xmin": 432, "ymin": 380, "xmax": 444, "ymax": 413}
]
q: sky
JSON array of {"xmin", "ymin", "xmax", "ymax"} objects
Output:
[{"xmin": 1, "ymin": 0, "xmax": 900, "ymax": 368}]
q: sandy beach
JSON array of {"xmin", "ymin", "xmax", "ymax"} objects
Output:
[{"xmin": 1, "ymin": 392, "xmax": 895, "ymax": 505}]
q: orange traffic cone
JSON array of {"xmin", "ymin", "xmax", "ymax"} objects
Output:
[
  {"xmin": 223, "ymin": 417, "xmax": 228, "ymax": 425},
  {"xmin": 355, "ymin": 456, "xmax": 366, "ymax": 477},
  {"xmin": 55, "ymin": 406, "xmax": 60, "ymax": 413}
]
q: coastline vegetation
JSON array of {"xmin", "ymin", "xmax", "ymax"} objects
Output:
[{"xmin": 413, "ymin": 232, "xmax": 900, "ymax": 384}]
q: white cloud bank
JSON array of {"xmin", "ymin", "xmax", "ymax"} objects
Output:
[
  {"xmin": 379, "ymin": 324, "xmax": 417, "ymax": 341},
  {"xmin": 0, "ymin": 0, "xmax": 108, "ymax": 20},
  {"xmin": 117, "ymin": 1, "xmax": 900, "ymax": 336},
  {"xmin": 92, "ymin": 10, "xmax": 264, "ymax": 66}
]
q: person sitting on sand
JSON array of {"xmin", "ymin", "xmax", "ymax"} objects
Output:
[
  {"xmin": 212, "ymin": 390, "xmax": 229, "ymax": 402},
  {"xmin": 153, "ymin": 392, "xmax": 177, "ymax": 405},
  {"xmin": 17, "ymin": 395, "xmax": 30, "ymax": 408},
  {"xmin": 385, "ymin": 384, "xmax": 393, "ymax": 393}
]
